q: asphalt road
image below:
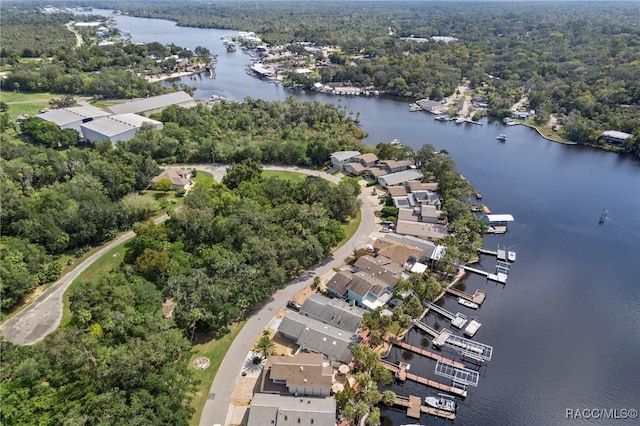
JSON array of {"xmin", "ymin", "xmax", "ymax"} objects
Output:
[{"xmin": 199, "ymin": 166, "xmax": 377, "ymax": 426}]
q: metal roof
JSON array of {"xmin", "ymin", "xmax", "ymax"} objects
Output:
[
  {"xmin": 330, "ymin": 150, "xmax": 361, "ymax": 162},
  {"xmin": 378, "ymin": 169, "xmax": 424, "ymax": 187},
  {"xmin": 80, "ymin": 113, "xmax": 162, "ymax": 137},
  {"xmin": 107, "ymin": 91, "xmax": 195, "ymax": 115},
  {"xmin": 602, "ymin": 130, "xmax": 632, "ymax": 140},
  {"xmin": 483, "ymin": 214, "xmax": 515, "ymax": 222},
  {"xmin": 37, "ymin": 106, "xmax": 110, "ymax": 127}
]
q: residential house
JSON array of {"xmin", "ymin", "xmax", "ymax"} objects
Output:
[
  {"xmin": 299, "ymin": 294, "xmax": 365, "ymax": 333},
  {"xmin": 375, "ymin": 234, "xmax": 446, "ymax": 266},
  {"xmin": 353, "ymin": 255, "xmax": 403, "ymax": 286},
  {"xmin": 416, "ymin": 98, "xmax": 447, "ymax": 114},
  {"xmin": 325, "ymin": 270, "xmax": 353, "ymax": 300},
  {"xmin": 395, "ymin": 220, "xmax": 448, "ymax": 241},
  {"xmin": 366, "ymin": 166, "xmax": 389, "ymax": 181},
  {"xmin": 246, "ymin": 393, "xmax": 336, "ymax": 426},
  {"xmin": 347, "ymin": 271, "xmax": 393, "ymax": 311},
  {"xmin": 405, "ymin": 180, "xmax": 439, "ymax": 192},
  {"xmin": 329, "ymin": 151, "xmax": 361, "ymax": 170},
  {"xmin": 260, "ymin": 353, "xmax": 332, "ymax": 397},
  {"xmin": 278, "ymin": 313, "xmax": 358, "ymax": 364},
  {"xmin": 150, "ymin": 168, "xmax": 192, "ymax": 190},
  {"xmin": 343, "ymin": 162, "xmax": 366, "ymax": 176},
  {"xmin": 378, "ymin": 169, "xmax": 424, "ymax": 188},
  {"xmin": 379, "ymin": 160, "xmax": 413, "ymax": 174},
  {"xmin": 353, "ymin": 153, "xmax": 379, "ymax": 168},
  {"xmin": 387, "ymin": 186, "xmax": 408, "ymax": 197}
]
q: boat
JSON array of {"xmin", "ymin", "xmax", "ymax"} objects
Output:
[
  {"xmin": 464, "ymin": 319, "xmax": 481, "ymax": 337},
  {"xmin": 599, "ymin": 208, "xmax": 608, "ymax": 224},
  {"xmin": 424, "ymin": 396, "xmax": 456, "ymax": 412},
  {"xmin": 226, "ymin": 43, "xmax": 237, "ymax": 52},
  {"xmin": 455, "ymin": 117, "xmax": 465, "ymax": 124},
  {"xmin": 507, "ymin": 250, "xmax": 516, "ymax": 262},
  {"xmin": 458, "ymin": 298, "xmax": 479, "ymax": 309},
  {"xmin": 475, "ymin": 191, "xmax": 482, "ymax": 200},
  {"xmin": 496, "ymin": 134, "xmax": 507, "ymax": 141},
  {"xmin": 435, "ymin": 114, "xmax": 451, "ymax": 121}
]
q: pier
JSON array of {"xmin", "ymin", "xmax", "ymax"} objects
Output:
[
  {"xmin": 381, "ymin": 360, "xmax": 467, "ymax": 397},
  {"xmin": 387, "ymin": 337, "xmax": 465, "ymax": 368},
  {"xmin": 458, "ymin": 264, "xmax": 507, "ymax": 284},
  {"xmin": 477, "ymin": 247, "xmax": 507, "ymax": 261},
  {"xmin": 424, "ymin": 301, "xmax": 468, "ymax": 329},
  {"xmin": 444, "ymin": 285, "xmax": 488, "ymax": 304},
  {"xmin": 393, "ymin": 395, "xmax": 456, "ymax": 420},
  {"xmin": 413, "ymin": 320, "xmax": 493, "ymax": 362}
]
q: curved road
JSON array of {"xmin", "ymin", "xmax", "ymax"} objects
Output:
[{"xmin": 0, "ymin": 164, "xmax": 377, "ymax": 426}]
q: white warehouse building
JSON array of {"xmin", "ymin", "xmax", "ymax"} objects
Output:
[{"xmin": 80, "ymin": 113, "xmax": 163, "ymax": 144}]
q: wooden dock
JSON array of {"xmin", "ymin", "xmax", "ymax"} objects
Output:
[
  {"xmin": 381, "ymin": 360, "xmax": 467, "ymax": 398},
  {"xmin": 393, "ymin": 395, "xmax": 456, "ymax": 420},
  {"xmin": 459, "ymin": 264, "xmax": 507, "ymax": 284},
  {"xmin": 477, "ymin": 247, "xmax": 507, "ymax": 261},
  {"xmin": 444, "ymin": 286, "xmax": 487, "ymax": 304},
  {"xmin": 387, "ymin": 337, "xmax": 465, "ymax": 368}
]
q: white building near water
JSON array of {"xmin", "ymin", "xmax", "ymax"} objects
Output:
[
  {"xmin": 80, "ymin": 113, "xmax": 163, "ymax": 144},
  {"xmin": 37, "ymin": 106, "xmax": 111, "ymax": 132}
]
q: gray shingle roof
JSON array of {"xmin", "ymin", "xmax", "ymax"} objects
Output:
[
  {"xmin": 299, "ymin": 294, "xmax": 365, "ymax": 333},
  {"xmin": 379, "ymin": 169, "xmax": 424, "ymax": 187},
  {"xmin": 247, "ymin": 394, "xmax": 336, "ymax": 426},
  {"xmin": 278, "ymin": 313, "xmax": 356, "ymax": 363}
]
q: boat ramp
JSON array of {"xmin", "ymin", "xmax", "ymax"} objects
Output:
[{"xmin": 393, "ymin": 394, "xmax": 456, "ymax": 420}]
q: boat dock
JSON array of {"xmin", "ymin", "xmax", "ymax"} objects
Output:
[
  {"xmin": 424, "ymin": 301, "xmax": 468, "ymax": 328},
  {"xmin": 413, "ymin": 320, "xmax": 493, "ymax": 363},
  {"xmin": 387, "ymin": 337, "xmax": 465, "ymax": 368},
  {"xmin": 393, "ymin": 395, "xmax": 456, "ymax": 420},
  {"xmin": 459, "ymin": 264, "xmax": 507, "ymax": 284},
  {"xmin": 477, "ymin": 247, "xmax": 507, "ymax": 261},
  {"xmin": 381, "ymin": 360, "xmax": 467, "ymax": 398},
  {"xmin": 444, "ymin": 285, "xmax": 488, "ymax": 304}
]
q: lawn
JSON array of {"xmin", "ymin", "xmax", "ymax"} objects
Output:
[
  {"xmin": 337, "ymin": 208, "xmax": 362, "ymax": 250},
  {"xmin": 1, "ymin": 91, "xmax": 55, "ymax": 116},
  {"xmin": 262, "ymin": 169, "xmax": 307, "ymax": 182},
  {"xmin": 188, "ymin": 321, "xmax": 246, "ymax": 426}
]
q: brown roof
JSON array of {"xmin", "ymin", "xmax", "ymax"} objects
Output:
[
  {"xmin": 354, "ymin": 152, "xmax": 378, "ymax": 165},
  {"xmin": 398, "ymin": 208, "xmax": 420, "ymax": 222},
  {"xmin": 381, "ymin": 159, "xmax": 413, "ymax": 172},
  {"xmin": 367, "ymin": 166, "xmax": 388, "ymax": 178},
  {"xmin": 344, "ymin": 162, "xmax": 366, "ymax": 175},
  {"xmin": 421, "ymin": 204, "xmax": 442, "ymax": 220},
  {"xmin": 151, "ymin": 168, "xmax": 191, "ymax": 186},
  {"xmin": 349, "ymin": 271, "xmax": 389, "ymax": 297},
  {"xmin": 406, "ymin": 180, "xmax": 439, "ymax": 192},
  {"xmin": 264, "ymin": 354, "xmax": 332, "ymax": 391},
  {"xmin": 326, "ymin": 271, "xmax": 353, "ymax": 297},
  {"xmin": 373, "ymin": 237, "xmax": 423, "ymax": 265},
  {"xmin": 354, "ymin": 255, "xmax": 402, "ymax": 286},
  {"xmin": 387, "ymin": 186, "xmax": 408, "ymax": 197}
]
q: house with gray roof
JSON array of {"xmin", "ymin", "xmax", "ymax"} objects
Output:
[
  {"xmin": 80, "ymin": 113, "xmax": 163, "ymax": 144},
  {"xmin": 246, "ymin": 393, "xmax": 336, "ymax": 426},
  {"xmin": 299, "ymin": 294, "xmax": 365, "ymax": 333},
  {"xmin": 107, "ymin": 91, "xmax": 196, "ymax": 116},
  {"xmin": 378, "ymin": 169, "xmax": 424, "ymax": 188},
  {"xmin": 37, "ymin": 106, "xmax": 111, "ymax": 132},
  {"xmin": 395, "ymin": 220, "xmax": 448, "ymax": 241},
  {"xmin": 347, "ymin": 271, "xmax": 393, "ymax": 311},
  {"xmin": 278, "ymin": 313, "xmax": 358, "ymax": 363},
  {"xmin": 329, "ymin": 151, "xmax": 361, "ymax": 170},
  {"xmin": 354, "ymin": 255, "xmax": 403, "ymax": 286}
]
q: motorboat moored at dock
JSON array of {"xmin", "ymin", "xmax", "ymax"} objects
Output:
[
  {"xmin": 424, "ymin": 395, "xmax": 456, "ymax": 412},
  {"xmin": 464, "ymin": 319, "xmax": 482, "ymax": 337},
  {"xmin": 458, "ymin": 298, "xmax": 479, "ymax": 309},
  {"xmin": 507, "ymin": 250, "xmax": 517, "ymax": 262}
]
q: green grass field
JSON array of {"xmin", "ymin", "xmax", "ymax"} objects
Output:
[
  {"xmin": 0, "ymin": 91, "xmax": 54, "ymax": 116},
  {"xmin": 262, "ymin": 169, "xmax": 307, "ymax": 181}
]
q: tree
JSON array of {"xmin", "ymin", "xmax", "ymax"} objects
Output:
[
  {"xmin": 254, "ymin": 330, "xmax": 275, "ymax": 359},
  {"xmin": 154, "ymin": 177, "xmax": 173, "ymax": 192}
]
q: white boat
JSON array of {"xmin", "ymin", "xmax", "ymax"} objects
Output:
[
  {"xmin": 424, "ymin": 396, "xmax": 456, "ymax": 412},
  {"xmin": 507, "ymin": 250, "xmax": 516, "ymax": 262},
  {"xmin": 458, "ymin": 298, "xmax": 479, "ymax": 309},
  {"xmin": 455, "ymin": 117, "xmax": 465, "ymax": 124},
  {"xmin": 464, "ymin": 319, "xmax": 481, "ymax": 337},
  {"xmin": 496, "ymin": 133, "xmax": 507, "ymax": 141}
]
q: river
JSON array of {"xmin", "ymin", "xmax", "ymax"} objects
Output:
[{"xmin": 84, "ymin": 10, "xmax": 640, "ymax": 426}]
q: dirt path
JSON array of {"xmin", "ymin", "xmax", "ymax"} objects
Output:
[{"xmin": 65, "ymin": 22, "xmax": 83, "ymax": 48}]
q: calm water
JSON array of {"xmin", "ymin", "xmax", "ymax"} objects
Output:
[{"xmin": 87, "ymin": 10, "xmax": 640, "ymax": 425}]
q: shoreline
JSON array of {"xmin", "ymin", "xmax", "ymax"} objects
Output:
[
  {"xmin": 516, "ymin": 122, "xmax": 577, "ymax": 145},
  {"xmin": 145, "ymin": 69, "xmax": 207, "ymax": 83}
]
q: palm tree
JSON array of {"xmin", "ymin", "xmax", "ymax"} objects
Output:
[{"xmin": 254, "ymin": 330, "xmax": 275, "ymax": 359}]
